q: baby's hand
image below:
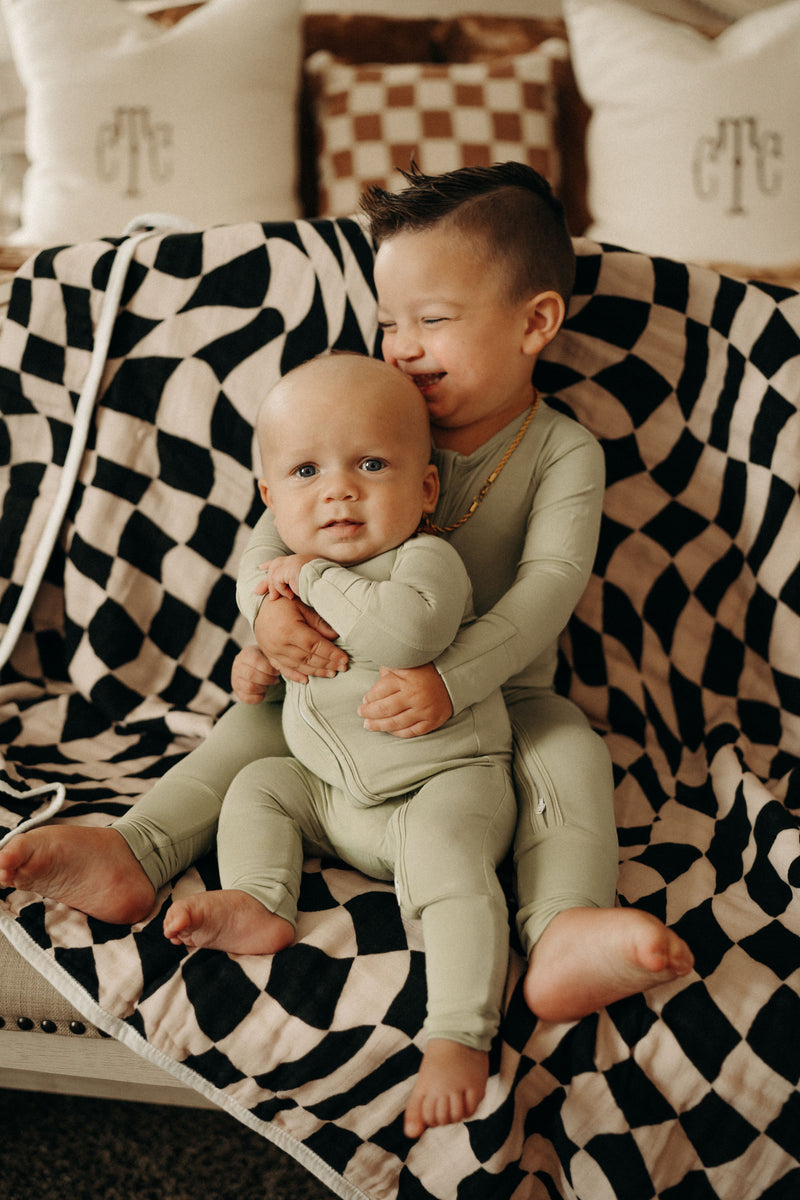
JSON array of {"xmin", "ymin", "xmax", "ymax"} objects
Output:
[
  {"xmin": 259, "ymin": 556, "xmax": 315, "ymax": 601},
  {"xmin": 231, "ymin": 645, "xmax": 280, "ymax": 704}
]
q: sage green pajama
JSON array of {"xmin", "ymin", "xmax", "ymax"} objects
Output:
[
  {"xmin": 218, "ymin": 754, "xmax": 514, "ymax": 1048},
  {"xmin": 234, "ymin": 401, "xmax": 620, "ymax": 953},
  {"xmin": 117, "ymin": 399, "xmax": 618, "ymax": 976},
  {"xmin": 120, "ymin": 535, "xmax": 516, "ymax": 1051}
]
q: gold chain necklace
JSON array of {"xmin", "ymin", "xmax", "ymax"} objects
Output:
[{"xmin": 423, "ymin": 391, "xmax": 540, "ymax": 535}]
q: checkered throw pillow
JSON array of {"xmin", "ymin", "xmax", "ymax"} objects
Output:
[{"xmin": 307, "ymin": 47, "xmax": 565, "ymax": 217}]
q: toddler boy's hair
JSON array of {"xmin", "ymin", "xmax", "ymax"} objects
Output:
[{"xmin": 360, "ymin": 161, "xmax": 576, "ymax": 306}]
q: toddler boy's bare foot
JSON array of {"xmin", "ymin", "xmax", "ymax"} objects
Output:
[
  {"xmin": 404, "ymin": 1039, "xmax": 489, "ymax": 1139},
  {"xmin": 524, "ymin": 906, "xmax": 694, "ymax": 1023},
  {"xmin": 163, "ymin": 890, "xmax": 295, "ymax": 956},
  {"xmin": 0, "ymin": 826, "xmax": 155, "ymax": 924}
]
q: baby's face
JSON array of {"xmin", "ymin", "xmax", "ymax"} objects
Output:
[{"xmin": 259, "ymin": 358, "xmax": 438, "ymax": 566}]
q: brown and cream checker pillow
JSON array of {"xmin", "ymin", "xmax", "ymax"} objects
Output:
[
  {"xmin": 306, "ymin": 46, "xmax": 566, "ymax": 219},
  {"xmin": 432, "ymin": 14, "xmax": 590, "ymax": 236}
]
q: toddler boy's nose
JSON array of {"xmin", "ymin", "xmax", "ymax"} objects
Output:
[{"xmin": 388, "ymin": 326, "xmax": 423, "ymax": 364}]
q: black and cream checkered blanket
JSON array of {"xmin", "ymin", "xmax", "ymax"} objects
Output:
[{"xmin": 1, "ymin": 218, "xmax": 799, "ymax": 1200}]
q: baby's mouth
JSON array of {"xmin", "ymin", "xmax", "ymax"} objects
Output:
[{"xmin": 324, "ymin": 519, "xmax": 362, "ymax": 530}]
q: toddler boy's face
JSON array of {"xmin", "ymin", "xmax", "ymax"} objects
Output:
[
  {"xmin": 374, "ymin": 226, "xmax": 540, "ymax": 449},
  {"xmin": 259, "ymin": 358, "xmax": 438, "ymax": 566}
]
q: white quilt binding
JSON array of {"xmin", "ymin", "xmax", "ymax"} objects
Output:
[{"xmin": 0, "ymin": 224, "xmax": 164, "ymax": 675}]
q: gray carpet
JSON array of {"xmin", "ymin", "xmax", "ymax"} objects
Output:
[{"xmin": 0, "ymin": 1088, "xmax": 336, "ymax": 1199}]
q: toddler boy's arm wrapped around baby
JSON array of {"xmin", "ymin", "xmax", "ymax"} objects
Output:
[
  {"xmin": 231, "ymin": 511, "xmax": 456, "ymax": 729},
  {"xmin": 229, "ymin": 556, "xmax": 321, "ymax": 700},
  {"xmin": 237, "ymin": 513, "xmax": 347, "ymax": 686}
]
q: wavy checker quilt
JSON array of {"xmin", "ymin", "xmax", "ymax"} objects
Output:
[{"xmin": 1, "ymin": 218, "xmax": 799, "ymax": 1200}]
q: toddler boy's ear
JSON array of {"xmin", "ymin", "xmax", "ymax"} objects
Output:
[{"xmin": 522, "ymin": 291, "xmax": 566, "ymax": 357}]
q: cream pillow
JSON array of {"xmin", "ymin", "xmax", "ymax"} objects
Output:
[
  {"xmin": 564, "ymin": 0, "xmax": 800, "ymax": 271},
  {"xmin": 307, "ymin": 47, "xmax": 565, "ymax": 219},
  {"xmin": 1, "ymin": 0, "xmax": 302, "ymax": 245}
]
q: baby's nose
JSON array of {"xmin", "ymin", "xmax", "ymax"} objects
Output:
[{"xmin": 325, "ymin": 470, "xmax": 358, "ymax": 499}]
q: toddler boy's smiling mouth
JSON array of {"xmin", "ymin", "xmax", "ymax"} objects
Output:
[{"xmin": 409, "ymin": 372, "xmax": 445, "ymax": 393}]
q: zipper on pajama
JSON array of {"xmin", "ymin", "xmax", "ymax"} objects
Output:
[{"xmin": 512, "ymin": 723, "xmax": 563, "ymax": 831}]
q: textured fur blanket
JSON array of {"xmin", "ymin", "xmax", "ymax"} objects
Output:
[{"xmin": 1, "ymin": 219, "xmax": 799, "ymax": 1200}]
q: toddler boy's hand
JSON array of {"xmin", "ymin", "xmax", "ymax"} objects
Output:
[
  {"xmin": 254, "ymin": 595, "xmax": 348, "ymax": 685},
  {"xmin": 359, "ymin": 664, "xmax": 453, "ymax": 738}
]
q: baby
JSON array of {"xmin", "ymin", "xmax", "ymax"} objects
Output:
[{"xmin": 163, "ymin": 352, "xmax": 516, "ymax": 1138}]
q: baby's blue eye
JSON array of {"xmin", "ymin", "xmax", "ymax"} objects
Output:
[
  {"xmin": 295, "ymin": 464, "xmax": 317, "ymax": 479},
  {"xmin": 361, "ymin": 458, "xmax": 385, "ymax": 473}
]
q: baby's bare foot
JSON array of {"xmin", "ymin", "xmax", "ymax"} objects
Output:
[
  {"xmin": 0, "ymin": 826, "xmax": 155, "ymax": 924},
  {"xmin": 524, "ymin": 906, "xmax": 694, "ymax": 1023},
  {"xmin": 404, "ymin": 1039, "xmax": 489, "ymax": 1139},
  {"xmin": 163, "ymin": 890, "xmax": 294, "ymax": 956}
]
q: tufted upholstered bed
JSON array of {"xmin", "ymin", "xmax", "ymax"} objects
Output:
[{"xmin": 1, "ymin": 215, "xmax": 799, "ymax": 1199}]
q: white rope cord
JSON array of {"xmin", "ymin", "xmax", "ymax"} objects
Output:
[
  {"xmin": 0, "ymin": 228, "xmax": 157, "ymax": 673},
  {"xmin": 0, "ymin": 780, "xmax": 66, "ymax": 847}
]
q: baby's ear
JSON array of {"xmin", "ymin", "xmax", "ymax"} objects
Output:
[
  {"xmin": 522, "ymin": 291, "xmax": 565, "ymax": 354},
  {"xmin": 422, "ymin": 463, "xmax": 440, "ymax": 513},
  {"xmin": 258, "ymin": 479, "xmax": 271, "ymax": 508}
]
